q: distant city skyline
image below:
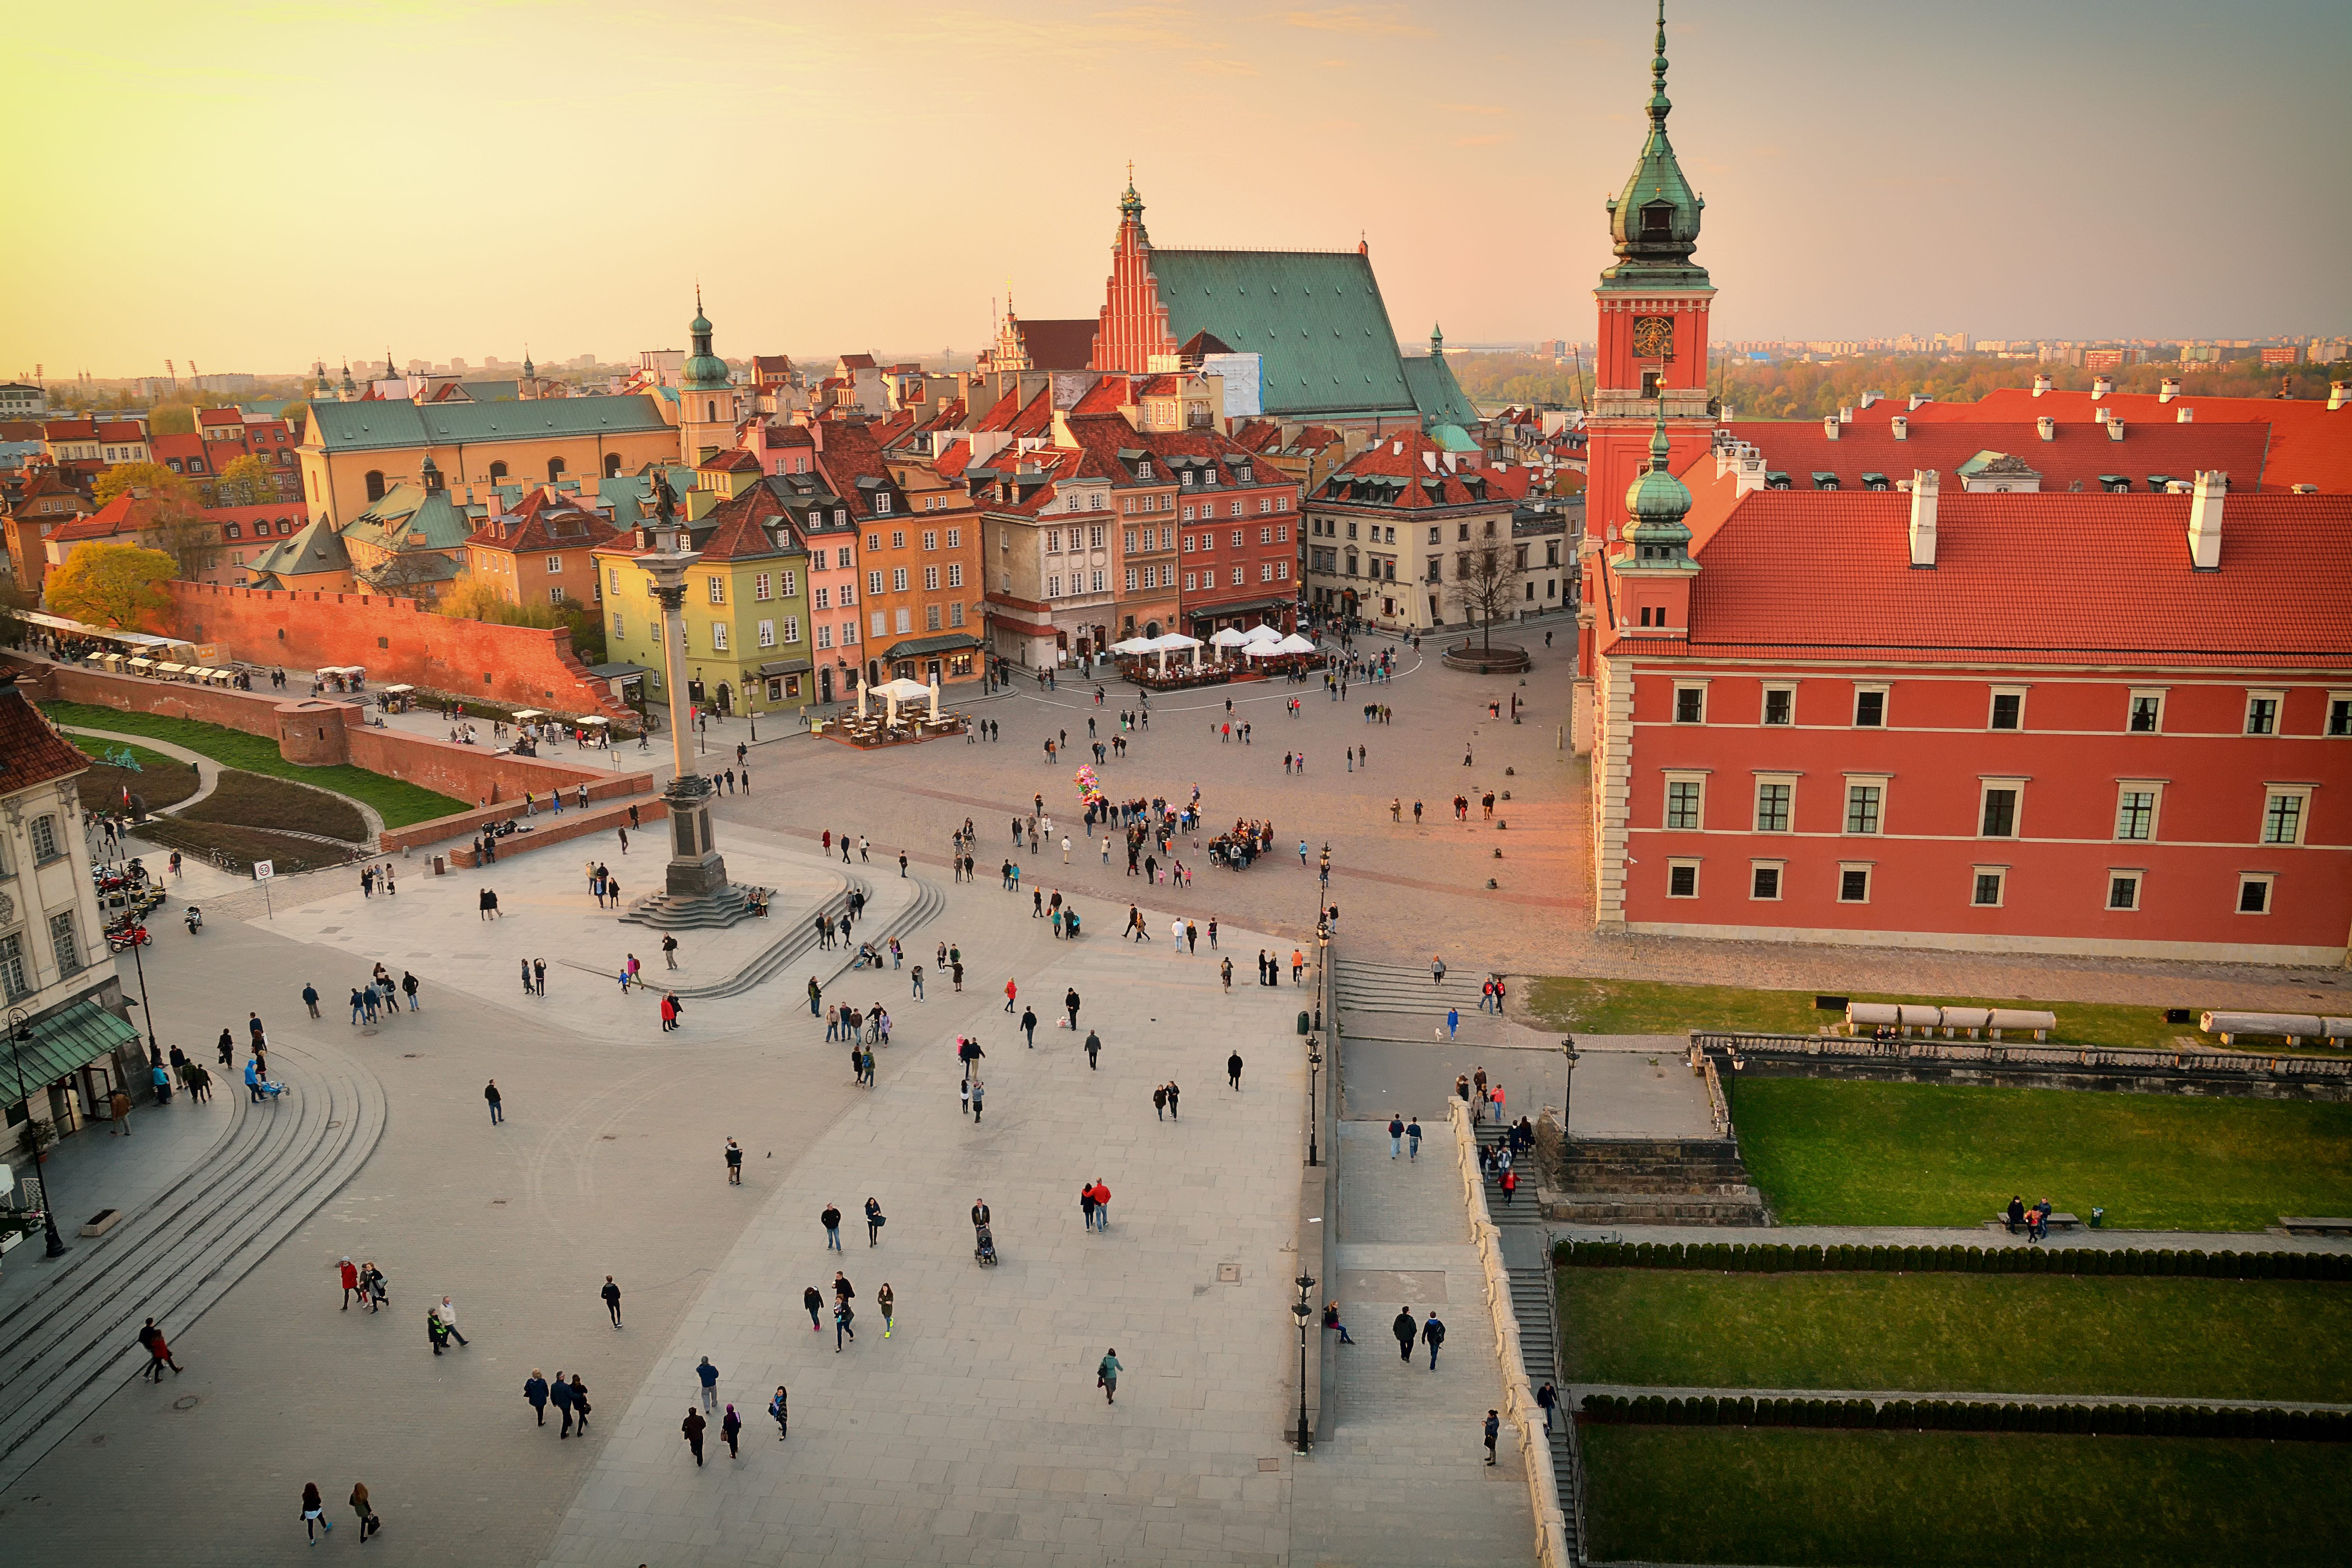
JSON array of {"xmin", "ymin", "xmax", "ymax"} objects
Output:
[{"xmin": 3, "ymin": 0, "xmax": 2345, "ymax": 379}]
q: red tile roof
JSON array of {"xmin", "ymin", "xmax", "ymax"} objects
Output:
[
  {"xmin": 699, "ymin": 449, "xmax": 763, "ymax": 474},
  {"xmin": 97, "ymin": 420, "xmax": 146, "ymax": 442},
  {"xmin": 0, "ymin": 676, "xmax": 92, "ymax": 793},
  {"xmin": 1679, "ymin": 489, "xmax": 2352, "ymax": 668},
  {"xmin": 1721, "ymin": 416, "xmax": 2271, "ymax": 494},
  {"xmin": 695, "ymin": 484, "xmax": 793, "ymax": 562},
  {"xmin": 810, "ymin": 420, "xmax": 907, "ymax": 521},
  {"xmin": 466, "ymin": 487, "xmax": 621, "ymax": 554},
  {"xmin": 838, "ymin": 353, "xmax": 878, "ymax": 372},
  {"xmin": 149, "ymin": 432, "xmax": 207, "ymax": 467},
  {"xmin": 1319, "ymin": 428, "xmax": 1531, "ymax": 508},
  {"xmin": 1906, "ymin": 387, "xmax": 2351, "ymax": 494},
  {"xmin": 974, "ymin": 387, "xmax": 1054, "ymax": 438},
  {"xmin": 195, "ymin": 407, "xmax": 244, "ymax": 432}
]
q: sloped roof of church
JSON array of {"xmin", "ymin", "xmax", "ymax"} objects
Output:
[
  {"xmin": 1401, "ymin": 351, "xmax": 1480, "ymax": 429},
  {"xmin": 1150, "ymin": 249, "xmax": 1416, "ymax": 419}
]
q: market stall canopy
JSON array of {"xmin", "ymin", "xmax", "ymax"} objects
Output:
[
  {"xmin": 1147, "ymin": 633, "xmax": 1205, "ymax": 651},
  {"xmin": 1242, "ymin": 623, "xmax": 1284, "ymax": 643},
  {"xmin": 1109, "ymin": 637, "xmax": 1156, "ymax": 655},
  {"xmin": 1272, "ymin": 633, "xmax": 1319, "ymax": 655},
  {"xmin": 873, "ymin": 678, "xmax": 935, "ymax": 704},
  {"xmin": 1208, "ymin": 627, "xmax": 1252, "ymax": 648}
]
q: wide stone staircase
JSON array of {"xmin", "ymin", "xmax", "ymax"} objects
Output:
[
  {"xmin": 1474, "ymin": 1119, "xmax": 1545, "ymax": 1230},
  {"xmin": 1548, "ymin": 1136, "xmax": 1769, "ymax": 1226},
  {"xmin": 1504, "ymin": 1261, "xmax": 1587, "ymax": 1565}
]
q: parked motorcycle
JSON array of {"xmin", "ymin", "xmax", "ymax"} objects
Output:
[{"xmin": 183, "ymin": 905, "xmax": 203, "ymax": 935}]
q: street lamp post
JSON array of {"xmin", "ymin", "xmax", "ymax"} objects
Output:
[
  {"xmin": 1306, "ymin": 1035, "xmax": 1322, "ymax": 1168},
  {"xmin": 1292, "ymin": 1271, "xmax": 1317, "ymax": 1455},
  {"xmin": 124, "ymin": 928, "xmax": 160, "ymax": 1067},
  {"xmin": 6, "ymin": 1007, "xmax": 69, "ymax": 1258},
  {"xmin": 1559, "ymin": 1034, "xmax": 1581, "ymax": 1142}
]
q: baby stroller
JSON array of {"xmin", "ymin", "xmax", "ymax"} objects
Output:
[{"xmin": 974, "ymin": 1224, "xmax": 998, "ymax": 1266}]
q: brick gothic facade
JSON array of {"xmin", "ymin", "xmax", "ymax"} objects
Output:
[{"xmin": 1089, "ymin": 182, "xmax": 1177, "ymax": 374}]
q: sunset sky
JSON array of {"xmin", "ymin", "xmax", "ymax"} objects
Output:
[{"xmin": 3, "ymin": 0, "xmax": 2345, "ymax": 378}]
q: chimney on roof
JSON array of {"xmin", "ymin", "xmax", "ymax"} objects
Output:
[
  {"xmin": 2176, "ymin": 406, "xmax": 2195, "ymax": 424},
  {"xmin": 1907, "ymin": 469, "xmax": 1939, "ymax": 568},
  {"xmin": 1859, "ymin": 391, "xmax": 1879, "ymax": 410},
  {"xmin": 2158, "ymin": 377, "xmax": 2182, "ymax": 403},
  {"xmin": 2331, "ymin": 381, "xmax": 2350, "ymax": 411},
  {"xmin": 1891, "ymin": 416, "xmax": 1909, "ymax": 441},
  {"xmin": 2093, "ymin": 404, "xmax": 2112, "ymax": 425},
  {"xmin": 1838, "ymin": 406, "xmax": 1854, "ymax": 424},
  {"xmin": 2031, "ymin": 374, "xmax": 2053, "ymax": 397},
  {"xmin": 2037, "ymin": 416, "xmax": 2056, "ymax": 442},
  {"xmin": 2091, "ymin": 374, "xmax": 2114, "ymax": 400},
  {"xmin": 1908, "ymin": 393, "xmax": 1931, "ymax": 412},
  {"xmin": 1822, "ymin": 416, "xmax": 1839, "ymax": 441},
  {"xmin": 2187, "ymin": 470, "xmax": 2226, "ymax": 570},
  {"xmin": 2107, "ymin": 417, "xmax": 2126, "ymax": 443}
]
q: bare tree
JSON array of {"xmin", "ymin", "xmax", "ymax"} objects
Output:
[
  {"xmin": 147, "ymin": 504, "xmax": 226, "ymax": 582},
  {"xmin": 1450, "ymin": 537, "xmax": 1527, "ymax": 651}
]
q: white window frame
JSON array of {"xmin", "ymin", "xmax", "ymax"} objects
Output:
[
  {"xmin": 1665, "ymin": 858, "xmax": 1701, "ymax": 899},
  {"xmin": 1970, "ymin": 866, "xmax": 2007, "ymax": 908},
  {"xmin": 1752, "ymin": 773, "xmax": 1798, "ymax": 834},
  {"xmin": 2260, "ymin": 784, "xmax": 2314, "ymax": 847},
  {"xmin": 1978, "ymin": 778, "xmax": 2026, "ymax": 840},
  {"xmin": 711, "ymin": 621, "xmax": 728, "ymax": 651},
  {"xmin": 2113, "ymin": 781, "xmax": 2163, "ymax": 842},
  {"xmin": 757, "ymin": 618, "xmax": 776, "ymax": 649},
  {"xmin": 1672, "ymin": 681, "xmax": 1708, "ymax": 725},
  {"xmin": 1843, "ymin": 775, "xmax": 1889, "ymax": 836},
  {"xmin": 1987, "ymin": 685, "xmax": 2028, "ymax": 731},
  {"xmin": 1662, "ymin": 771, "xmax": 1707, "ymax": 832},
  {"xmin": 2326, "ymin": 691, "xmax": 2352, "ymax": 739},
  {"xmin": 1760, "ymin": 683, "xmax": 1797, "ymax": 726},
  {"xmin": 2127, "ymin": 688, "xmax": 2166, "ymax": 734},
  {"xmin": 2244, "ymin": 690, "xmax": 2283, "ymax": 736},
  {"xmin": 1748, "ymin": 860, "xmax": 1785, "ymax": 901},
  {"xmin": 2105, "ymin": 870, "xmax": 2144, "ymax": 911},
  {"xmin": 1836, "ymin": 862, "xmax": 1875, "ymax": 905},
  {"xmin": 1852, "ymin": 684, "xmax": 1889, "ymax": 728},
  {"xmin": 2236, "ymin": 873, "xmax": 2275, "ymax": 915}
]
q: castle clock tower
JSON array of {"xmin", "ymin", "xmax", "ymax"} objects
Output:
[{"xmin": 1581, "ymin": 1, "xmax": 1715, "ymax": 674}]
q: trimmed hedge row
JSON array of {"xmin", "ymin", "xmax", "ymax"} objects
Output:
[
  {"xmin": 1554, "ymin": 1238, "xmax": 2352, "ymax": 1281},
  {"xmin": 1580, "ymin": 1392, "xmax": 2351, "ymax": 1442}
]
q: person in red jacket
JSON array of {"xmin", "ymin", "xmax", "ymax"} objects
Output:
[
  {"xmin": 339, "ymin": 1257, "xmax": 362, "ymax": 1310},
  {"xmin": 1089, "ymin": 1181, "xmax": 1111, "ymax": 1230}
]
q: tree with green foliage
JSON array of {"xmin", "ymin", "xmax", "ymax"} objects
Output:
[
  {"xmin": 217, "ymin": 452, "xmax": 280, "ymax": 506},
  {"xmin": 45, "ymin": 542, "xmax": 178, "ymax": 629},
  {"xmin": 92, "ymin": 461, "xmax": 195, "ymax": 508}
]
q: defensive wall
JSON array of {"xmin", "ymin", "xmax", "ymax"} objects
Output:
[{"xmin": 165, "ymin": 581, "xmax": 632, "ymax": 722}]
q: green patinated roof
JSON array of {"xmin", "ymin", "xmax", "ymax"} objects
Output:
[
  {"xmin": 12, "ymin": 997, "xmax": 140, "ymax": 1087},
  {"xmin": 343, "ymin": 483, "xmax": 474, "ymax": 552},
  {"xmin": 597, "ymin": 466, "xmax": 699, "ymax": 525},
  {"xmin": 1401, "ymin": 351, "xmax": 1479, "ymax": 429},
  {"xmin": 1425, "ymin": 422, "xmax": 1480, "ymax": 454},
  {"xmin": 1600, "ymin": 1, "xmax": 1710, "ymax": 293},
  {"xmin": 1151, "ymin": 249, "xmax": 1417, "ymax": 418},
  {"xmin": 448, "ymin": 379, "xmax": 520, "ymax": 403},
  {"xmin": 248, "ymin": 517, "xmax": 351, "ymax": 577},
  {"xmin": 307, "ymin": 395, "xmax": 670, "ymax": 454}
]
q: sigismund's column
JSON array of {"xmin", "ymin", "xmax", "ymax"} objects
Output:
[{"xmin": 642, "ymin": 540, "xmax": 732, "ymax": 905}]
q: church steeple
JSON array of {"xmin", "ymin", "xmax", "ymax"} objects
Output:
[{"xmin": 1600, "ymin": 0, "xmax": 1707, "ymax": 291}]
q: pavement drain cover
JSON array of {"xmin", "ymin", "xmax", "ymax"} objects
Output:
[
  {"xmin": 173, "ymin": 1396, "xmax": 199, "ymax": 1411},
  {"xmin": 491, "ymin": 1199, "xmax": 508, "ymax": 1205},
  {"xmin": 1258, "ymin": 1457, "xmax": 1281, "ymax": 1472},
  {"xmin": 360, "ymin": 1028, "xmax": 379, "ymax": 1037},
  {"xmin": 1217, "ymin": 1264, "xmax": 1241, "ymax": 1283},
  {"xmin": 401, "ymin": 1054, "xmax": 419, "ymax": 1059}
]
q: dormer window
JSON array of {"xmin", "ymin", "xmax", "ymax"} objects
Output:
[
  {"xmin": 1137, "ymin": 460, "xmax": 1152, "ymax": 479},
  {"xmin": 1640, "ymin": 201, "xmax": 1675, "ymax": 236},
  {"xmin": 877, "ymin": 493, "xmax": 891, "ymax": 514}
]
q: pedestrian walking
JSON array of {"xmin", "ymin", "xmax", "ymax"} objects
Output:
[
  {"xmin": 1392, "ymin": 1308, "xmax": 1416, "ymax": 1362},
  {"xmin": 603, "ymin": 1275, "xmax": 623, "ymax": 1327},
  {"xmin": 682, "ymin": 1407, "xmax": 707, "ymax": 1466},
  {"xmin": 1065, "ymin": 987, "xmax": 1081, "ymax": 1030},
  {"xmin": 1537, "ymin": 1381, "xmax": 1559, "ymax": 1435},
  {"xmin": 485, "ymin": 1080, "xmax": 503, "ymax": 1124},
  {"xmin": 138, "ymin": 1318, "xmax": 181, "ymax": 1379},
  {"xmin": 1020, "ymin": 1006, "xmax": 1037, "ymax": 1047},
  {"xmin": 1097, "ymin": 1348, "xmax": 1122, "ymax": 1405},
  {"xmin": 769, "ymin": 1385, "xmax": 789, "ymax": 1440},
  {"xmin": 721, "ymin": 1404, "xmax": 742, "ymax": 1459},
  {"xmin": 568, "ymin": 1373, "xmax": 592, "ymax": 1432},
  {"xmin": 1153, "ymin": 1083, "xmax": 1168, "ymax": 1120},
  {"xmin": 1227, "ymin": 1051, "xmax": 1243, "ymax": 1090},
  {"xmin": 726, "ymin": 1138, "xmax": 744, "ymax": 1184},
  {"xmin": 696, "ymin": 1356, "xmax": 720, "ymax": 1412},
  {"xmin": 662, "ymin": 934, "xmax": 679, "ymax": 970},
  {"xmin": 1080, "ymin": 1183, "xmax": 1099, "ymax": 1232},
  {"xmin": 348, "ymin": 1481, "xmax": 381, "ymax": 1541},
  {"xmin": 525, "ymin": 1370, "xmax": 550, "ymax": 1426},
  {"xmin": 1422, "ymin": 1311, "xmax": 1446, "ymax": 1369},
  {"xmin": 302, "ymin": 983, "xmax": 320, "ymax": 1018},
  {"xmin": 1407, "ymin": 1116, "xmax": 1423, "ymax": 1160},
  {"xmin": 660, "ymin": 993, "xmax": 681, "ymax": 1031},
  {"xmin": 865, "ymin": 1196, "xmax": 885, "ymax": 1246},
  {"xmin": 340, "ymin": 1257, "xmax": 363, "ymax": 1309},
  {"xmin": 300, "ymin": 1481, "xmax": 332, "ymax": 1543},
  {"xmin": 803, "ymin": 1285, "xmax": 824, "ymax": 1332},
  {"xmin": 834, "ymin": 1298, "xmax": 856, "ymax": 1350},
  {"xmin": 1166, "ymin": 1079, "xmax": 1180, "ymax": 1119},
  {"xmin": 878, "ymin": 1282, "xmax": 895, "ymax": 1338},
  {"xmin": 436, "ymin": 1296, "xmax": 470, "ymax": 1347},
  {"xmin": 1085, "ymin": 1029, "xmax": 1102, "ymax": 1069},
  {"xmin": 1484, "ymin": 1409, "xmax": 1501, "ymax": 1465},
  {"xmin": 969, "ymin": 1077, "xmax": 985, "ymax": 1122},
  {"xmin": 1389, "ymin": 1115, "xmax": 1405, "ymax": 1158}
]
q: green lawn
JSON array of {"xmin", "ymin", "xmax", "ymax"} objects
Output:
[
  {"xmin": 72, "ymin": 741, "xmax": 200, "ymax": 813},
  {"xmin": 1731, "ymin": 1077, "xmax": 2352, "ymax": 1230},
  {"xmin": 1526, "ymin": 973, "xmax": 2259, "ymax": 1052},
  {"xmin": 1583, "ymin": 1425, "xmax": 2351, "ymax": 1567},
  {"xmin": 45, "ymin": 703, "xmax": 465, "ymax": 829},
  {"xmin": 1557, "ymin": 1268, "xmax": 2349, "ymax": 1402},
  {"xmin": 180, "ymin": 769, "xmax": 369, "ymax": 842}
]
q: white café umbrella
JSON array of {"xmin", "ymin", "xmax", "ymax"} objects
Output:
[
  {"xmin": 1209, "ymin": 626, "xmax": 1250, "ymax": 664},
  {"xmin": 874, "ymin": 677, "xmax": 932, "ymax": 724},
  {"xmin": 1243, "ymin": 623, "xmax": 1283, "ymax": 645},
  {"xmin": 928, "ymin": 672, "xmax": 942, "ymax": 723},
  {"xmin": 1109, "ymin": 636, "xmax": 1155, "ymax": 656},
  {"xmin": 1273, "ymin": 632, "xmax": 1319, "ymax": 655}
]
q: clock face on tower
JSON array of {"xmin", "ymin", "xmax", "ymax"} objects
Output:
[{"xmin": 1632, "ymin": 315, "xmax": 1675, "ymax": 363}]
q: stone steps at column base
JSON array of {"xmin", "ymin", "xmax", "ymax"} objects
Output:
[{"xmin": 619, "ymin": 886, "xmax": 770, "ymax": 931}]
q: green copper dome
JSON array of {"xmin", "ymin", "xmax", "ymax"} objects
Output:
[
  {"xmin": 681, "ymin": 289, "xmax": 730, "ymax": 393},
  {"xmin": 1623, "ymin": 408, "xmax": 1694, "ymax": 563},
  {"xmin": 1599, "ymin": 0, "xmax": 1708, "ymax": 292}
]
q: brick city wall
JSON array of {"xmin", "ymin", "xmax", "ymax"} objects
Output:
[{"xmin": 166, "ymin": 581, "xmax": 632, "ymax": 721}]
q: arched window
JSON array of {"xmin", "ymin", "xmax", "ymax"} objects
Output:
[
  {"xmin": 488, "ymin": 460, "xmax": 508, "ymax": 481},
  {"xmin": 364, "ymin": 470, "xmax": 386, "ymax": 503},
  {"xmin": 604, "ymin": 452, "xmax": 622, "ymax": 479},
  {"xmin": 706, "ymin": 399, "xmax": 717, "ymax": 424},
  {"xmin": 546, "ymin": 456, "xmax": 567, "ymax": 482}
]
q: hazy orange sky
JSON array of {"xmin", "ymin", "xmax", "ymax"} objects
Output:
[{"xmin": 3, "ymin": 0, "xmax": 2345, "ymax": 378}]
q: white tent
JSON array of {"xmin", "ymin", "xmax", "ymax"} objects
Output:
[
  {"xmin": 1208, "ymin": 627, "xmax": 1252, "ymax": 648},
  {"xmin": 1242, "ymin": 641, "xmax": 1288, "ymax": 659},
  {"xmin": 1144, "ymin": 632, "xmax": 1203, "ymax": 675},
  {"xmin": 1109, "ymin": 637, "xmax": 1156, "ymax": 656},
  {"xmin": 1272, "ymin": 632, "xmax": 1319, "ymax": 655},
  {"xmin": 1242, "ymin": 623, "xmax": 1283, "ymax": 644},
  {"xmin": 873, "ymin": 677, "xmax": 933, "ymax": 724}
]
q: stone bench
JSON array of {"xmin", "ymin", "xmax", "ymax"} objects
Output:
[{"xmin": 2279, "ymin": 1216, "xmax": 2352, "ymax": 1236}]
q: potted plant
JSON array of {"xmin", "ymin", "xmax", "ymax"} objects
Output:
[{"xmin": 17, "ymin": 1116, "xmax": 55, "ymax": 1167}]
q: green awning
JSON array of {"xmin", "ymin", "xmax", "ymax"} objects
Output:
[
  {"xmin": 7, "ymin": 997, "xmax": 140, "ymax": 1090},
  {"xmin": 880, "ymin": 632, "xmax": 983, "ymax": 662}
]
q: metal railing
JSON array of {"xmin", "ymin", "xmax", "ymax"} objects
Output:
[
  {"xmin": 1541, "ymin": 1242, "xmax": 1591, "ymax": 1566},
  {"xmin": 1693, "ymin": 1031, "xmax": 2352, "ymax": 1080}
]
